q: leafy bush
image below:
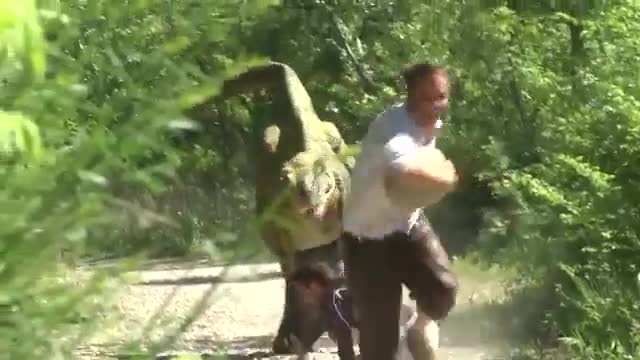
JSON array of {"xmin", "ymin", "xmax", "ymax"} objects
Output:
[
  {"xmin": 244, "ymin": 1, "xmax": 640, "ymax": 357},
  {"xmin": 5, "ymin": 0, "xmax": 640, "ymax": 358},
  {"xmin": 467, "ymin": 5, "xmax": 640, "ymax": 358},
  {"xmin": 0, "ymin": 0, "xmax": 274, "ymax": 357}
]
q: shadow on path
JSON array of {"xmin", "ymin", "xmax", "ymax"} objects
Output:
[
  {"xmin": 108, "ymin": 321, "xmax": 519, "ymax": 360},
  {"xmin": 135, "ymin": 270, "xmax": 283, "ymax": 286},
  {"xmin": 111, "ymin": 335, "xmax": 292, "ymax": 359},
  {"xmin": 81, "ymin": 255, "xmax": 277, "ymax": 272}
]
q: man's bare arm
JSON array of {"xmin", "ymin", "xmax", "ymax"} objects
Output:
[{"xmin": 384, "ymin": 148, "xmax": 458, "ymax": 194}]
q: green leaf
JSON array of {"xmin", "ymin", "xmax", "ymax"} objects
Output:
[
  {"xmin": 162, "ymin": 35, "xmax": 192, "ymax": 55},
  {"xmin": 0, "ymin": 0, "xmax": 46, "ymax": 80},
  {"xmin": 177, "ymin": 83, "xmax": 223, "ymax": 110},
  {"xmin": 0, "ymin": 111, "xmax": 42, "ymax": 161}
]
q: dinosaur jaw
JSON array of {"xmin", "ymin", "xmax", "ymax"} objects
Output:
[{"xmin": 291, "ymin": 192, "xmax": 329, "ymax": 220}]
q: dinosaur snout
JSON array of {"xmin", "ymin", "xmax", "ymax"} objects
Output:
[
  {"xmin": 304, "ymin": 207, "xmax": 324, "ymax": 218},
  {"xmin": 305, "ymin": 207, "xmax": 323, "ymax": 218},
  {"xmin": 309, "ymin": 205, "xmax": 326, "ymax": 218}
]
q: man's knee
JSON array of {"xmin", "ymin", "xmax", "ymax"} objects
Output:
[
  {"xmin": 413, "ymin": 283, "xmax": 457, "ymax": 321},
  {"xmin": 407, "ymin": 313, "xmax": 439, "ymax": 360},
  {"xmin": 414, "ymin": 312, "xmax": 439, "ymax": 347}
]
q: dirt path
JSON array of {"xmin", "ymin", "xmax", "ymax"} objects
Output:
[{"xmin": 74, "ymin": 261, "xmax": 514, "ymax": 359}]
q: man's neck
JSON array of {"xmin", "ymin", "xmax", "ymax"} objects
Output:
[{"xmin": 416, "ymin": 117, "xmax": 438, "ymax": 129}]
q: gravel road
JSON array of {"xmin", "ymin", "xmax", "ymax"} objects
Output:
[{"xmin": 74, "ymin": 260, "xmax": 512, "ymax": 360}]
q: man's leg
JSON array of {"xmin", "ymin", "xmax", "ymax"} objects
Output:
[
  {"xmin": 406, "ymin": 312, "xmax": 440, "ymax": 360},
  {"xmin": 343, "ymin": 233, "xmax": 402, "ymax": 360},
  {"xmin": 401, "ymin": 215, "xmax": 458, "ymax": 360}
]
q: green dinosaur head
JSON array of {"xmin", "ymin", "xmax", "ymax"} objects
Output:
[
  {"xmin": 282, "ymin": 150, "xmax": 345, "ymax": 220},
  {"xmin": 294, "ymin": 170, "xmax": 336, "ymax": 218}
]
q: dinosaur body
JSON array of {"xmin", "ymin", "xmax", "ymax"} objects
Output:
[
  {"xmin": 191, "ymin": 62, "xmax": 352, "ymax": 353},
  {"xmin": 217, "ymin": 62, "xmax": 352, "ymax": 276}
]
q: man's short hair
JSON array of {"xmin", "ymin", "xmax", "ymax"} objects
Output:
[{"xmin": 402, "ymin": 63, "xmax": 447, "ymax": 93}]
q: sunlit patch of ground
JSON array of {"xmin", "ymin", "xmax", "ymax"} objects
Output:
[{"xmin": 73, "ymin": 257, "xmax": 560, "ymax": 360}]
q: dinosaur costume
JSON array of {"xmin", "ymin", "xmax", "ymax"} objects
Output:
[{"xmin": 190, "ymin": 62, "xmax": 352, "ymax": 353}]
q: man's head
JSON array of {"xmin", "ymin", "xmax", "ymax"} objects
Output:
[
  {"xmin": 402, "ymin": 63, "xmax": 449, "ymax": 126},
  {"xmin": 289, "ymin": 263, "xmax": 335, "ymax": 308}
]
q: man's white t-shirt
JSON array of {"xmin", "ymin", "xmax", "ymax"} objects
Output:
[{"xmin": 342, "ymin": 103, "xmax": 442, "ymax": 239}]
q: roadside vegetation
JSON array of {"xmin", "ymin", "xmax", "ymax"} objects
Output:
[{"xmin": 3, "ymin": 1, "xmax": 640, "ymax": 359}]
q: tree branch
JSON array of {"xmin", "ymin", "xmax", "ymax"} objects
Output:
[{"xmin": 325, "ymin": 9, "xmax": 379, "ymax": 93}]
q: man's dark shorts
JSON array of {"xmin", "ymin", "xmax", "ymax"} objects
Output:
[{"xmin": 343, "ymin": 211, "xmax": 458, "ymax": 321}]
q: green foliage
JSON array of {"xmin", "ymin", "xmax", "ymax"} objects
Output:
[
  {"xmin": 0, "ymin": 111, "xmax": 42, "ymax": 160},
  {"xmin": 234, "ymin": 1, "xmax": 640, "ymax": 357},
  {"xmin": 459, "ymin": 3, "xmax": 640, "ymax": 358},
  {"xmin": 4, "ymin": 0, "xmax": 640, "ymax": 357},
  {"xmin": 0, "ymin": 0, "xmax": 274, "ymax": 358}
]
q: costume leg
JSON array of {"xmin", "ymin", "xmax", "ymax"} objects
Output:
[
  {"xmin": 273, "ymin": 279, "xmax": 297, "ymax": 354},
  {"xmin": 274, "ymin": 240, "xmax": 343, "ymax": 354},
  {"xmin": 293, "ymin": 240, "xmax": 344, "ymax": 280}
]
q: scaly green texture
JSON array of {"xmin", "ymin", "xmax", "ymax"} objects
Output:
[{"xmin": 193, "ymin": 62, "xmax": 352, "ymax": 276}]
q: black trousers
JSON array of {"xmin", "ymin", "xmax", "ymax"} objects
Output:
[{"xmin": 342, "ymin": 214, "xmax": 458, "ymax": 360}]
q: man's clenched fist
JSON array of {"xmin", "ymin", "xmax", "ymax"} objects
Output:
[{"xmin": 384, "ymin": 146, "xmax": 458, "ymax": 211}]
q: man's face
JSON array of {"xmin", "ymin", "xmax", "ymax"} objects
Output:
[{"xmin": 410, "ymin": 72, "xmax": 449, "ymax": 125}]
